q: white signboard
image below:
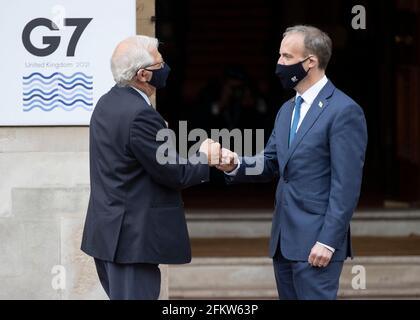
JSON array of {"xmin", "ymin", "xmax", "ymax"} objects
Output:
[{"xmin": 0, "ymin": 0, "xmax": 136, "ymax": 125}]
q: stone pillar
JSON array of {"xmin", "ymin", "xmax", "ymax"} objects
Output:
[{"xmin": 137, "ymin": 0, "xmax": 157, "ymax": 108}]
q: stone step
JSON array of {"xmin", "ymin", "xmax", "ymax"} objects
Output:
[
  {"xmin": 168, "ymin": 256, "xmax": 420, "ymax": 299},
  {"xmin": 9, "ymin": 186, "xmax": 420, "ymax": 236},
  {"xmin": 5, "ymin": 186, "xmax": 420, "ymax": 299},
  {"xmin": 186, "ymin": 210, "xmax": 420, "ymax": 238},
  {"xmin": 190, "ymin": 237, "xmax": 420, "ymax": 257}
]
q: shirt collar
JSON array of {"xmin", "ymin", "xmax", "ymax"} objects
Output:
[
  {"xmin": 130, "ymin": 86, "xmax": 152, "ymax": 106},
  {"xmin": 296, "ymin": 75, "xmax": 328, "ymax": 105}
]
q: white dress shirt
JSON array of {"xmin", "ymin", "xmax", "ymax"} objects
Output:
[
  {"xmin": 291, "ymin": 75, "xmax": 328, "ymax": 131},
  {"xmin": 130, "ymin": 86, "xmax": 152, "ymax": 106},
  {"xmin": 226, "ymin": 75, "xmax": 335, "ymax": 253}
]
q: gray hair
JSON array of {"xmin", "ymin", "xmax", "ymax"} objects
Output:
[
  {"xmin": 110, "ymin": 35, "xmax": 159, "ymax": 87},
  {"xmin": 283, "ymin": 25, "xmax": 332, "ymax": 70}
]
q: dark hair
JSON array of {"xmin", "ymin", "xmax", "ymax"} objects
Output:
[{"xmin": 284, "ymin": 25, "xmax": 332, "ymax": 70}]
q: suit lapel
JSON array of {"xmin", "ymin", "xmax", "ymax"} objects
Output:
[
  {"xmin": 277, "ymin": 97, "xmax": 295, "ymax": 160},
  {"xmin": 280, "ymin": 81, "xmax": 336, "ymax": 174}
]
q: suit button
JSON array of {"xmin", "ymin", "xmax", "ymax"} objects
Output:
[{"xmin": 284, "ymin": 178, "xmax": 289, "ymax": 183}]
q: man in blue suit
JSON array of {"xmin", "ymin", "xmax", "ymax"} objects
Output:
[
  {"xmin": 217, "ymin": 25, "xmax": 368, "ymax": 299},
  {"xmin": 81, "ymin": 35, "xmax": 221, "ymax": 300}
]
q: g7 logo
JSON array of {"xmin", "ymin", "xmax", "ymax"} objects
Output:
[{"xmin": 22, "ymin": 18, "xmax": 92, "ymax": 57}]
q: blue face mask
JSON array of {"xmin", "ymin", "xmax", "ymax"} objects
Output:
[{"xmin": 145, "ymin": 63, "xmax": 171, "ymax": 89}]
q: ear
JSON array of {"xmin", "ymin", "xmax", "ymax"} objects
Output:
[
  {"xmin": 308, "ymin": 55, "xmax": 318, "ymax": 69},
  {"xmin": 135, "ymin": 68, "xmax": 150, "ymax": 83}
]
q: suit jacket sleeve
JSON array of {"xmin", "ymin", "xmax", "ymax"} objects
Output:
[
  {"xmin": 129, "ymin": 106, "xmax": 209, "ymax": 190},
  {"xmin": 318, "ymin": 103, "xmax": 368, "ymax": 249},
  {"xmin": 225, "ymin": 111, "xmax": 281, "ymax": 184}
]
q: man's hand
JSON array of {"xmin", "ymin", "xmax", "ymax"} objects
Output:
[
  {"xmin": 216, "ymin": 148, "xmax": 238, "ymax": 172},
  {"xmin": 199, "ymin": 138, "xmax": 221, "ymax": 166},
  {"xmin": 308, "ymin": 243, "xmax": 333, "ymax": 268}
]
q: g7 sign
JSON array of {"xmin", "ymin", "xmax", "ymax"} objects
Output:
[{"xmin": 22, "ymin": 18, "xmax": 92, "ymax": 57}]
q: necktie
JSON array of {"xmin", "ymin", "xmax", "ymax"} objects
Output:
[{"xmin": 289, "ymin": 96, "xmax": 304, "ymax": 147}]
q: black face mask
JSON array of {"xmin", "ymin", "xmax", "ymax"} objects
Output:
[
  {"xmin": 145, "ymin": 63, "xmax": 171, "ymax": 89},
  {"xmin": 275, "ymin": 57, "xmax": 310, "ymax": 89}
]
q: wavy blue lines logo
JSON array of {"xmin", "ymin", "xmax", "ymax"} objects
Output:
[{"xmin": 22, "ymin": 72, "xmax": 93, "ymax": 112}]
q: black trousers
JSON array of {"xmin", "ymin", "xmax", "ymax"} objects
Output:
[{"xmin": 94, "ymin": 258, "xmax": 161, "ymax": 300}]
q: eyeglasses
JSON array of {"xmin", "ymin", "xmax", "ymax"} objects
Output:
[
  {"xmin": 144, "ymin": 61, "xmax": 165, "ymax": 71},
  {"xmin": 135, "ymin": 61, "xmax": 165, "ymax": 77}
]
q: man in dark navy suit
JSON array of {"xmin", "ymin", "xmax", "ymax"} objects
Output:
[
  {"xmin": 217, "ymin": 25, "xmax": 368, "ymax": 299},
  {"xmin": 81, "ymin": 35, "xmax": 220, "ymax": 300}
]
